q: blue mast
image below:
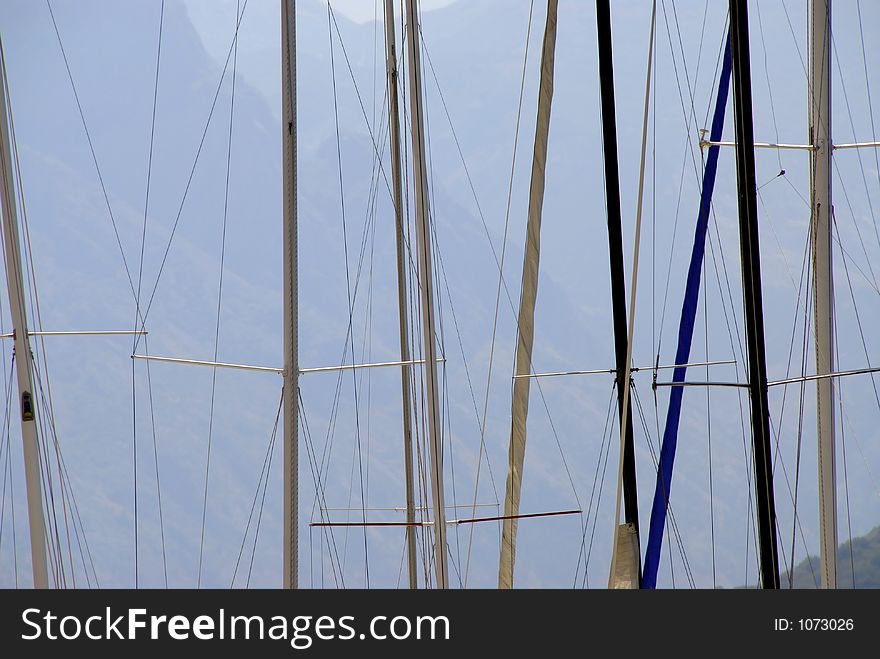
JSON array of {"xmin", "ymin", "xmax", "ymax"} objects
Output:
[{"xmin": 642, "ymin": 33, "xmax": 732, "ymax": 589}]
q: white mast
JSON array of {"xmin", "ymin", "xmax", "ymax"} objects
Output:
[
  {"xmin": 0, "ymin": 39, "xmax": 49, "ymax": 589},
  {"xmin": 281, "ymin": 0, "xmax": 298, "ymax": 590},
  {"xmin": 608, "ymin": 0, "xmax": 655, "ymax": 589},
  {"xmin": 403, "ymin": 0, "xmax": 449, "ymax": 589},
  {"xmin": 810, "ymin": 0, "xmax": 836, "ymax": 589},
  {"xmin": 383, "ymin": 0, "xmax": 419, "ymax": 589}
]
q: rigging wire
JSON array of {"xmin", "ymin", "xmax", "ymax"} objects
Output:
[
  {"xmin": 355, "ymin": 59, "xmax": 396, "ymax": 584},
  {"xmin": 301, "ymin": 71, "xmax": 396, "ymax": 561},
  {"xmin": 327, "ymin": 7, "xmax": 395, "ymax": 204},
  {"xmin": 29, "ymin": 365, "xmax": 99, "ymax": 587},
  {"xmin": 650, "ymin": 16, "xmax": 762, "ymax": 585},
  {"xmin": 419, "ymin": 13, "xmax": 583, "ymax": 586},
  {"xmin": 135, "ymin": 0, "xmax": 251, "ymax": 341},
  {"xmin": 142, "ymin": 336, "xmax": 167, "ymax": 587},
  {"xmin": 300, "ymin": 389, "xmax": 344, "ymax": 588},
  {"xmin": 395, "ymin": 0, "xmax": 430, "ymax": 583},
  {"xmin": 666, "ymin": 0, "xmax": 710, "ymax": 148},
  {"xmin": 655, "ymin": 9, "xmax": 725, "ymax": 357},
  {"xmin": 779, "ymin": 0, "xmax": 808, "ymax": 82},
  {"xmin": 754, "ymin": 2, "xmax": 785, "ymax": 172},
  {"xmin": 572, "ymin": 384, "xmax": 615, "ymax": 587},
  {"xmin": 353, "ymin": 84, "xmax": 390, "ymax": 574},
  {"xmin": 197, "ymin": 0, "xmax": 240, "ymax": 589},
  {"xmin": 245, "ymin": 400, "xmax": 279, "ymax": 589},
  {"xmin": 756, "ymin": 186, "xmax": 819, "ymax": 588},
  {"xmin": 788, "ymin": 249, "xmax": 818, "ymax": 587},
  {"xmin": 131, "ymin": 0, "xmax": 166, "ymax": 589},
  {"xmin": 0, "ymin": 360, "xmax": 16, "ymax": 586},
  {"xmin": 832, "ymin": 159, "xmax": 879, "ymax": 292},
  {"xmin": 358, "ymin": 157, "xmax": 380, "ymax": 586},
  {"xmin": 704, "ymin": 250, "xmax": 716, "ymax": 587},
  {"xmin": 31, "ymin": 370, "xmax": 64, "ymax": 587},
  {"xmin": 655, "ymin": 4, "xmax": 796, "ymax": 584},
  {"xmin": 0, "ymin": 267, "xmax": 13, "ymax": 586},
  {"xmin": 401, "ymin": 1, "xmax": 434, "ymax": 586},
  {"xmin": 318, "ymin": 2, "xmax": 520, "ymax": 586},
  {"xmin": 417, "ymin": 11, "xmax": 592, "ymax": 583},
  {"xmin": 839, "ymin": 388, "xmax": 856, "ymax": 588},
  {"xmin": 327, "ymin": 2, "xmax": 371, "ymax": 586},
  {"xmin": 632, "ymin": 384, "xmax": 695, "ymax": 588},
  {"xmin": 422, "ymin": 50, "xmax": 491, "ymax": 586},
  {"xmin": 832, "ymin": 305, "xmax": 856, "ymax": 588},
  {"xmin": 455, "ymin": 1, "xmax": 536, "ymax": 587},
  {"xmin": 3, "ymin": 48, "xmax": 95, "ymax": 588},
  {"xmin": 45, "ymin": 1, "xmax": 142, "ymax": 316},
  {"xmin": 421, "ymin": 37, "xmax": 456, "ymax": 587},
  {"xmin": 1, "ymin": 34, "xmax": 58, "ymax": 586},
  {"xmin": 44, "ymin": 0, "xmax": 250, "ymax": 587},
  {"xmin": 19, "ymin": 189, "xmax": 73, "ymax": 589},
  {"xmin": 306, "ymin": 4, "xmax": 402, "ymax": 585},
  {"xmin": 832, "ymin": 208, "xmax": 880, "ymax": 494},
  {"xmin": 832, "ymin": 16, "xmax": 880, "ymax": 262},
  {"xmin": 706, "ymin": 213, "xmax": 759, "ymax": 583},
  {"xmin": 855, "ymin": 1, "xmax": 880, "ymax": 252},
  {"xmin": 26, "ymin": 0, "xmax": 874, "ymax": 591},
  {"xmin": 414, "ymin": 0, "xmax": 446, "ymax": 587}
]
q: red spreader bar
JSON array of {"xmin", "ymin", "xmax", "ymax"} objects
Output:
[
  {"xmin": 309, "ymin": 509, "xmax": 581, "ymax": 528},
  {"xmin": 451, "ymin": 509, "xmax": 581, "ymax": 525},
  {"xmin": 309, "ymin": 521, "xmax": 427, "ymax": 528}
]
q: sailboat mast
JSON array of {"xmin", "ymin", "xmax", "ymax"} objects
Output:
[
  {"xmin": 498, "ymin": 0, "xmax": 558, "ymax": 590},
  {"xmin": 0, "ymin": 39, "xmax": 49, "ymax": 589},
  {"xmin": 403, "ymin": 0, "xmax": 448, "ymax": 589},
  {"xmin": 281, "ymin": 0, "xmax": 298, "ymax": 590},
  {"xmin": 809, "ymin": 0, "xmax": 837, "ymax": 590},
  {"xmin": 383, "ymin": 0, "xmax": 419, "ymax": 590},
  {"xmin": 595, "ymin": 0, "xmax": 640, "ymax": 588},
  {"xmin": 728, "ymin": 0, "xmax": 780, "ymax": 589}
]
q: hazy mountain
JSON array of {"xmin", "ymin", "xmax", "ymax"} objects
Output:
[
  {"xmin": 784, "ymin": 525, "xmax": 880, "ymax": 589},
  {"xmin": 0, "ymin": 0, "xmax": 877, "ymax": 589}
]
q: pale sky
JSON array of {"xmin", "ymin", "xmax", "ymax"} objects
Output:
[
  {"xmin": 183, "ymin": 0, "xmax": 460, "ymax": 120},
  {"xmin": 323, "ymin": 0, "xmax": 458, "ymax": 23},
  {"xmin": 3, "ymin": 0, "xmax": 879, "ymax": 590}
]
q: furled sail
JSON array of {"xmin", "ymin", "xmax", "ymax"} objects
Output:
[{"xmin": 498, "ymin": 0, "xmax": 558, "ymax": 590}]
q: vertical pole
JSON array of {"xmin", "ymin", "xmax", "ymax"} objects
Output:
[
  {"xmin": 281, "ymin": 0, "xmax": 298, "ymax": 590},
  {"xmin": 0, "ymin": 39, "xmax": 49, "ymax": 589},
  {"xmin": 383, "ymin": 0, "xmax": 419, "ymax": 590},
  {"xmin": 810, "ymin": 0, "xmax": 837, "ymax": 590},
  {"xmin": 403, "ymin": 0, "xmax": 448, "ymax": 589},
  {"xmin": 728, "ymin": 0, "xmax": 780, "ymax": 589},
  {"xmin": 498, "ymin": 0, "xmax": 558, "ymax": 589},
  {"xmin": 641, "ymin": 34, "xmax": 732, "ymax": 589},
  {"xmin": 595, "ymin": 0, "xmax": 641, "ymax": 588}
]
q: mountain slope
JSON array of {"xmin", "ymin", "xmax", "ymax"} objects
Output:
[{"xmin": 785, "ymin": 526, "xmax": 880, "ymax": 589}]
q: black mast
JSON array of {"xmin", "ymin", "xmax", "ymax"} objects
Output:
[
  {"xmin": 728, "ymin": 0, "xmax": 781, "ymax": 589},
  {"xmin": 596, "ymin": 0, "xmax": 640, "ymax": 567}
]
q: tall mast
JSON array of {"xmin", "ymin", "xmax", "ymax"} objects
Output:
[
  {"xmin": 595, "ymin": 0, "xmax": 640, "ymax": 588},
  {"xmin": 641, "ymin": 33, "xmax": 732, "ymax": 589},
  {"xmin": 403, "ymin": 0, "xmax": 448, "ymax": 589},
  {"xmin": 810, "ymin": 0, "xmax": 836, "ymax": 590},
  {"xmin": 383, "ymin": 0, "xmax": 419, "ymax": 590},
  {"xmin": 0, "ymin": 39, "xmax": 49, "ymax": 589},
  {"xmin": 498, "ymin": 0, "xmax": 558, "ymax": 590},
  {"xmin": 281, "ymin": 0, "xmax": 298, "ymax": 590},
  {"xmin": 728, "ymin": 0, "xmax": 780, "ymax": 589}
]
